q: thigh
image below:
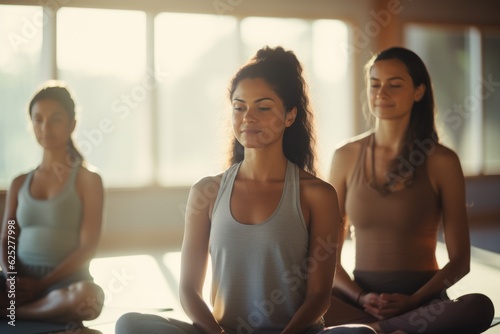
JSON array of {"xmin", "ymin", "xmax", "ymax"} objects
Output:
[
  {"xmin": 378, "ymin": 293, "xmax": 495, "ymax": 334},
  {"xmin": 116, "ymin": 312, "xmax": 202, "ymax": 334},
  {"xmin": 324, "ymin": 290, "xmax": 377, "ymax": 326}
]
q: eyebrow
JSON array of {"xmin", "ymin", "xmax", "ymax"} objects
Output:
[
  {"xmin": 32, "ymin": 109, "xmax": 66, "ymax": 118},
  {"xmin": 370, "ymin": 76, "xmax": 405, "ymax": 81},
  {"xmin": 232, "ymin": 97, "xmax": 275, "ymax": 103}
]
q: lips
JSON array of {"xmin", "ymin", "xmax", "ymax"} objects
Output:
[{"xmin": 241, "ymin": 128, "xmax": 261, "ymax": 134}]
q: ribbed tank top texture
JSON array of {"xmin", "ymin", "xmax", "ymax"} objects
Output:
[
  {"xmin": 210, "ymin": 160, "xmax": 317, "ymax": 334},
  {"xmin": 16, "ymin": 166, "xmax": 83, "ymax": 267},
  {"xmin": 345, "ymin": 135, "xmax": 441, "ymax": 271}
]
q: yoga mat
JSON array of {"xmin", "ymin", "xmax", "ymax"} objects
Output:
[{"xmin": 0, "ymin": 319, "xmax": 82, "ymax": 334}]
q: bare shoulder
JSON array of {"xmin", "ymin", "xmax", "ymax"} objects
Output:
[
  {"xmin": 77, "ymin": 165, "xmax": 103, "ymax": 190},
  {"xmin": 191, "ymin": 173, "xmax": 223, "ymax": 194},
  {"xmin": 329, "ymin": 132, "xmax": 371, "ymax": 184},
  {"xmin": 427, "ymin": 143, "xmax": 464, "ymax": 188},
  {"xmin": 187, "ymin": 173, "xmax": 224, "ymax": 220},
  {"xmin": 3, "ymin": 173, "xmax": 29, "ymax": 220},
  {"xmin": 189, "ymin": 173, "xmax": 224, "ymax": 204},
  {"xmin": 299, "ymin": 169, "xmax": 338, "ymax": 202},
  {"xmin": 10, "ymin": 173, "xmax": 29, "ymax": 192},
  {"xmin": 332, "ymin": 131, "xmax": 371, "ymax": 164},
  {"xmin": 427, "ymin": 143, "xmax": 462, "ymax": 172}
]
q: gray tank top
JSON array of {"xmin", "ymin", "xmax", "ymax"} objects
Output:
[
  {"xmin": 210, "ymin": 160, "xmax": 317, "ymax": 334},
  {"xmin": 16, "ymin": 166, "xmax": 82, "ymax": 267}
]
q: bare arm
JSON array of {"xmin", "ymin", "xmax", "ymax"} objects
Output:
[
  {"xmin": 329, "ymin": 145, "xmax": 366, "ymax": 305},
  {"xmin": 180, "ymin": 176, "xmax": 223, "ymax": 334},
  {"xmin": 281, "ymin": 178, "xmax": 340, "ymax": 334},
  {"xmin": 411, "ymin": 147, "xmax": 470, "ymax": 303},
  {"xmin": 0, "ymin": 175, "xmax": 26, "ymax": 276}
]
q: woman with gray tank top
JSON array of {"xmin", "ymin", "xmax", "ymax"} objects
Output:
[
  {"xmin": 115, "ymin": 47, "xmax": 375, "ymax": 334},
  {"xmin": 323, "ymin": 47, "xmax": 494, "ymax": 333},
  {"xmin": 0, "ymin": 82, "xmax": 104, "ymax": 324}
]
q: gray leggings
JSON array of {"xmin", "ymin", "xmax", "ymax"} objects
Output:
[{"xmin": 115, "ymin": 313, "xmax": 376, "ymax": 334}]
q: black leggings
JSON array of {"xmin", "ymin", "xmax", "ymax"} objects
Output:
[
  {"xmin": 378, "ymin": 293, "xmax": 494, "ymax": 334},
  {"xmin": 325, "ymin": 270, "xmax": 495, "ymax": 334}
]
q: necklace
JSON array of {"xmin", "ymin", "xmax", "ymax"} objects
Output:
[
  {"xmin": 370, "ymin": 133, "xmax": 390, "ymax": 194},
  {"xmin": 370, "ymin": 133, "xmax": 379, "ymax": 189}
]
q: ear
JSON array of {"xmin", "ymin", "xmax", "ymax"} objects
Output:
[
  {"xmin": 285, "ymin": 107, "xmax": 297, "ymax": 127},
  {"xmin": 70, "ymin": 119, "xmax": 76, "ymax": 133},
  {"xmin": 414, "ymin": 84, "xmax": 426, "ymax": 102}
]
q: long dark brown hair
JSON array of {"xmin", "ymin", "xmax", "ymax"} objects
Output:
[
  {"xmin": 29, "ymin": 83, "xmax": 84, "ymax": 165},
  {"xmin": 228, "ymin": 46, "xmax": 316, "ymax": 175},
  {"xmin": 365, "ymin": 47, "xmax": 438, "ymax": 192}
]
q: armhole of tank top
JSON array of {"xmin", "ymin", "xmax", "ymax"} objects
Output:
[
  {"xmin": 20, "ymin": 170, "xmax": 35, "ymax": 199},
  {"xmin": 346, "ymin": 136, "xmax": 369, "ymax": 189},
  {"xmin": 292, "ymin": 163, "xmax": 309, "ymax": 235},
  {"xmin": 211, "ymin": 164, "xmax": 236, "ymax": 219},
  {"xmin": 70, "ymin": 165, "xmax": 80, "ymax": 184}
]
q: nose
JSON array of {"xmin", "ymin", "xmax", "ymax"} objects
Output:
[
  {"xmin": 243, "ymin": 107, "xmax": 257, "ymax": 123},
  {"xmin": 375, "ymin": 85, "xmax": 388, "ymax": 99},
  {"xmin": 41, "ymin": 120, "xmax": 49, "ymax": 132}
]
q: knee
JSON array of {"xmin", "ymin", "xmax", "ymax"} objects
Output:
[
  {"xmin": 460, "ymin": 293, "xmax": 495, "ymax": 330},
  {"xmin": 68, "ymin": 281, "xmax": 105, "ymax": 321},
  {"xmin": 115, "ymin": 312, "xmax": 142, "ymax": 334},
  {"xmin": 463, "ymin": 293, "xmax": 494, "ymax": 314}
]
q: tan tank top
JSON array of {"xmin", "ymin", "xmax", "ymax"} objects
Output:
[{"xmin": 345, "ymin": 135, "xmax": 441, "ymax": 271}]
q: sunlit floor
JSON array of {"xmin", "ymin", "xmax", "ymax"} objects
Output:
[
  {"xmin": 77, "ymin": 240, "xmax": 500, "ymax": 334},
  {"xmin": 1, "ymin": 240, "xmax": 498, "ymax": 334}
]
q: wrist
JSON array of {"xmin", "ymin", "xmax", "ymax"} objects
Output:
[
  {"xmin": 356, "ymin": 290, "xmax": 367, "ymax": 306},
  {"xmin": 409, "ymin": 293, "xmax": 421, "ymax": 308}
]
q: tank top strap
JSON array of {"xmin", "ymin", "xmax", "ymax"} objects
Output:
[
  {"xmin": 212, "ymin": 162, "xmax": 241, "ymax": 217},
  {"xmin": 348, "ymin": 134, "xmax": 372, "ymax": 187},
  {"xmin": 286, "ymin": 160, "xmax": 308, "ymax": 233},
  {"xmin": 69, "ymin": 165, "xmax": 80, "ymax": 185},
  {"xmin": 20, "ymin": 170, "xmax": 35, "ymax": 196}
]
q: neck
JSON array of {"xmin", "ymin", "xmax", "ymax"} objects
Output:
[
  {"xmin": 239, "ymin": 148, "xmax": 288, "ymax": 181},
  {"xmin": 39, "ymin": 148, "xmax": 73, "ymax": 171},
  {"xmin": 373, "ymin": 118, "xmax": 409, "ymax": 152}
]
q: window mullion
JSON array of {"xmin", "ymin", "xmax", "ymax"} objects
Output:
[{"xmin": 468, "ymin": 27, "xmax": 483, "ymax": 174}]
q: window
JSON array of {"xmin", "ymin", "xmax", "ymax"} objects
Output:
[
  {"xmin": 57, "ymin": 8, "xmax": 150, "ymax": 187},
  {"xmin": 156, "ymin": 15, "xmax": 351, "ymax": 184},
  {"xmin": 155, "ymin": 13, "xmax": 240, "ymax": 185},
  {"xmin": 483, "ymin": 32, "xmax": 500, "ymax": 174},
  {"xmin": 405, "ymin": 25, "xmax": 500, "ymax": 175},
  {"xmin": 0, "ymin": 4, "xmax": 351, "ymax": 188},
  {"xmin": 0, "ymin": 5, "xmax": 44, "ymax": 188}
]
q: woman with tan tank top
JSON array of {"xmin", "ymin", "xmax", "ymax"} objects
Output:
[{"xmin": 323, "ymin": 47, "xmax": 494, "ymax": 333}]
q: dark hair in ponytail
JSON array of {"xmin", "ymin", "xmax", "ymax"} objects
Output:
[
  {"xmin": 228, "ymin": 46, "xmax": 316, "ymax": 175},
  {"xmin": 365, "ymin": 47, "xmax": 438, "ymax": 192},
  {"xmin": 29, "ymin": 83, "xmax": 84, "ymax": 165}
]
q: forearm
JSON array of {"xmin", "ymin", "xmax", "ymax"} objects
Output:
[
  {"xmin": 41, "ymin": 244, "xmax": 97, "ymax": 288},
  {"xmin": 333, "ymin": 264, "xmax": 364, "ymax": 304},
  {"xmin": 180, "ymin": 289, "xmax": 223, "ymax": 334},
  {"xmin": 412, "ymin": 259, "xmax": 469, "ymax": 305},
  {"xmin": 281, "ymin": 293, "xmax": 330, "ymax": 334}
]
